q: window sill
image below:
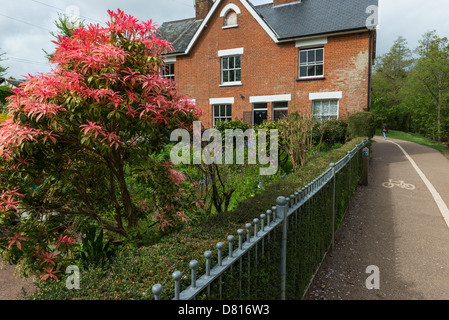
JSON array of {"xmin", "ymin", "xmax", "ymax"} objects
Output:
[
  {"xmin": 219, "ymin": 81, "xmax": 242, "ymax": 87},
  {"xmin": 222, "ymin": 25, "xmax": 238, "ymax": 29},
  {"xmin": 296, "ymin": 76, "xmax": 326, "ymax": 82}
]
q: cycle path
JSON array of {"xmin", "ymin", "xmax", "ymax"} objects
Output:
[{"xmin": 305, "ymin": 136, "xmax": 449, "ymax": 300}]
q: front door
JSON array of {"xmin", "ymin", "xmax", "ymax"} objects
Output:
[{"xmin": 253, "ymin": 103, "xmax": 267, "ymax": 126}]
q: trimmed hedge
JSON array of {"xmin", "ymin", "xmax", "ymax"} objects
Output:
[
  {"xmin": 347, "ymin": 112, "xmax": 376, "ymax": 139},
  {"xmin": 30, "ymin": 137, "xmax": 367, "ymax": 300}
]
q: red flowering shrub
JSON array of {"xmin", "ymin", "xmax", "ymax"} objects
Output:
[{"xmin": 0, "ymin": 9, "xmax": 202, "ymax": 272}]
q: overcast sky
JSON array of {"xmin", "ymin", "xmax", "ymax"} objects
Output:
[{"xmin": 1, "ymin": 0, "xmax": 449, "ymax": 79}]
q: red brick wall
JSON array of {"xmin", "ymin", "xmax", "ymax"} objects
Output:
[{"xmin": 173, "ymin": 0, "xmax": 373, "ymax": 128}]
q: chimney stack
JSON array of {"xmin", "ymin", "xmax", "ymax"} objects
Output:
[
  {"xmin": 273, "ymin": 0, "xmax": 300, "ymax": 6},
  {"xmin": 195, "ymin": 0, "xmax": 214, "ymax": 20}
]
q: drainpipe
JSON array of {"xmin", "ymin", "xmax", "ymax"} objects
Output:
[{"xmin": 367, "ymin": 30, "xmax": 372, "ymax": 112}]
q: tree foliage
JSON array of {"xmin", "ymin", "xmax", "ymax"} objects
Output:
[
  {"xmin": 371, "ymin": 31, "xmax": 449, "ymax": 142},
  {"xmin": 0, "ymin": 8, "xmax": 202, "ymax": 252}
]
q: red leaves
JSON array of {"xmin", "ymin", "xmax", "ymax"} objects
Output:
[
  {"xmin": 6, "ymin": 232, "xmax": 28, "ymax": 250},
  {"xmin": 40, "ymin": 267, "xmax": 61, "ymax": 281},
  {"xmin": 0, "ymin": 187, "xmax": 24, "ymax": 212}
]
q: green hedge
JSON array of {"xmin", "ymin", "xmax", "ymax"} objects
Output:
[
  {"xmin": 348, "ymin": 112, "xmax": 376, "ymax": 139},
  {"xmin": 30, "ymin": 137, "xmax": 367, "ymax": 300}
]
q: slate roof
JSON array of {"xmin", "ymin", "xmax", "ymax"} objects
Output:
[
  {"xmin": 158, "ymin": 0, "xmax": 378, "ymax": 54},
  {"xmin": 158, "ymin": 18, "xmax": 203, "ymax": 54}
]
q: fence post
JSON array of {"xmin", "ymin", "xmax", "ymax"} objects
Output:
[
  {"xmin": 330, "ymin": 163, "xmax": 336, "ymax": 254},
  {"xmin": 152, "ymin": 283, "xmax": 163, "ymax": 300},
  {"xmin": 277, "ymin": 196, "xmax": 288, "ymax": 300},
  {"xmin": 172, "ymin": 271, "xmax": 182, "ymax": 300}
]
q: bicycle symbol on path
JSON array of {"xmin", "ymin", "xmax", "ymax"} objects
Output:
[{"xmin": 382, "ymin": 179, "xmax": 415, "ymax": 190}]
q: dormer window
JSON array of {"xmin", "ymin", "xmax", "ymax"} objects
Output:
[{"xmin": 224, "ymin": 10, "xmax": 237, "ymax": 27}]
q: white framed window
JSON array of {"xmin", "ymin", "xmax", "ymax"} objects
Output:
[
  {"xmin": 273, "ymin": 101, "xmax": 289, "ymax": 121},
  {"xmin": 213, "ymin": 104, "xmax": 232, "ymax": 125},
  {"xmin": 224, "ymin": 10, "xmax": 238, "ymax": 27},
  {"xmin": 299, "ymin": 47, "xmax": 324, "ymax": 78},
  {"xmin": 312, "ymin": 99, "xmax": 339, "ymax": 122},
  {"xmin": 162, "ymin": 63, "xmax": 175, "ymax": 80},
  {"xmin": 221, "ymin": 55, "xmax": 241, "ymax": 85}
]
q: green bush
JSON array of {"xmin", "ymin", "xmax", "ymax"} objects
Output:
[
  {"xmin": 347, "ymin": 112, "xmax": 376, "ymax": 138},
  {"xmin": 213, "ymin": 119, "xmax": 250, "ymax": 134},
  {"xmin": 313, "ymin": 120, "xmax": 348, "ymax": 147}
]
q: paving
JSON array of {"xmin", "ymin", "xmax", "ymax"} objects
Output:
[{"xmin": 305, "ymin": 136, "xmax": 449, "ymax": 300}]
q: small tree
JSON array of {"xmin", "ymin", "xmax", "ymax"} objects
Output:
[
  {"xmin": 0, "ymin": 8, "xmax": 201, "ymax": 258},
  {"xmin": 279, "ymin": 113, "xmax": 324, "ymax": 172}
]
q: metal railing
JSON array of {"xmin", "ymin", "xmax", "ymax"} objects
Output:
[{"xmin": 151, "ymin": 138, "xmax": 369, "ymax": 300}]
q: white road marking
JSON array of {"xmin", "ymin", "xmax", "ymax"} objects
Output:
[{"xmin": 387, "ymin": 140, "xmax": 449, "ymax": 228}]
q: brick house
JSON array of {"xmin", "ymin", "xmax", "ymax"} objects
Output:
[{"xmin": 159, "ymin": 0, "xmax": 378, "ymax": 128}]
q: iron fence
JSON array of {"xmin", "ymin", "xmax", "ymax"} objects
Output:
[{"xmin": 151, "ymin": 138, "xmax": 369, "ymax": 300}]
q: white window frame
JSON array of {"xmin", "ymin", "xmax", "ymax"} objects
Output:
[
  {"xmin": 162, "ymin": 62, "xmax": 175, "ymax": 80},
  {"xmin": 220, "ymin": 4, "xmax": 241, "ymax": 29},
  {"xmin": 312, "ymin": 99, "xmax": 340, "ymax": 122},
  {"xmin": 272, "ymin": 101, "xmax": 289, "ymax": 121},
  {"xmin": 212, "ymin": 104, "xmax": 233, "ymax": 126},
  {"xmin": 220, "ymin": 54, "xmax": 242, "ymax": 86},
  {"xmin": 298, "ymin": 47, "xmax": 325, "ymax": 79}
]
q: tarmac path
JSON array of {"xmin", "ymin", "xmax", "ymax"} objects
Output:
[{"xmin": 305, "ymin": 136, "xmax": 449, "ymax": 300}]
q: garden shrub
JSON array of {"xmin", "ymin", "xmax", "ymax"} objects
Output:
[
  {"xmin": 314, "ymin": 120, "xmax": 348, "ymax": 148},
  {"xmin": 214, "ymin": 119, "xmax": 250, "ymax": 134},
  {"xmin": 347, "ymin": 112, "xmax": 376, "ymax": 138}
]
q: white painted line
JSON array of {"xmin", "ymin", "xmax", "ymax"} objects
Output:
[{"xmin": 388, "ymin": 140, "xmax": 449, "ymax": 228}]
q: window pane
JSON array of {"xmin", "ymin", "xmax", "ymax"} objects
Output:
[
  {"xmin": 236, "ymin": 69, "xmax": 241, "ymax": 81},
  {"xmin": 308, "ymin": 66, "xmax": 315, "ymax": 77},
  {"xmin": 316, "ymin": 64, "xmax": 324, "ymax": 76},
  {"xmin": 274, "ymin": 110, "xmax": 288, "ymax": 121},
  {"xmin": 235, "ymin": 56, "xmax": 241, "ymax": 68},
  {"xmin": 300, "ymin": 66, "xmax": 307, "ymax": 77},
  {"xmin": 229, "ymin": 71, "xmax": 235, "ymax": 82},
  {"xmin": 223, "ymin": 70, "xmax": 229, "ymax": 82},
  {"xmin": 226, "ymin": 104, "xmax": 232, "ymax": 117},
  {"xmin": 254, "ymin": 103, "xmax": 267, "ymax": 110},
  {"xmin": 316, "ymin": 49, "xmax": 324, "ymax": 63},
  {"xmin": 312, "ymin": 101, "xmax": 321, "ymax": 115},
  {"xmin": 214, "ymin": 105, "xmax": 219, "ymax": 118},
  {"xmin": 308, "ymin": 50, "xmax": 315, "ymax": 63},
  {"xmin": 229, "ymin": 57, "xmax": 234, "ymax": 69},
  {"xmin": 273, "ymin": 101, "xmax": 288, "ymax": 109},
  {"xmin": 300, "ymin": 51, "xmax": 307, "ymax": 65},
  {"xmin": 222, "ymin": 57, "xmax": 228, "ymax": 69}
]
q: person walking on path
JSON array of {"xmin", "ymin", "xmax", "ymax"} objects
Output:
[{"xmin": 382, "ymin": 123, "xmax": 388, "ymax": 139}]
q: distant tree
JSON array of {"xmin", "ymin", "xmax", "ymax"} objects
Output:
[
  {"xmin": 406, "ymin": 31, "xmax": 449, "ymax": 142},
  {"xmin": 371, "ymin": 36, "xmax": 414, "ymax": 129}
]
